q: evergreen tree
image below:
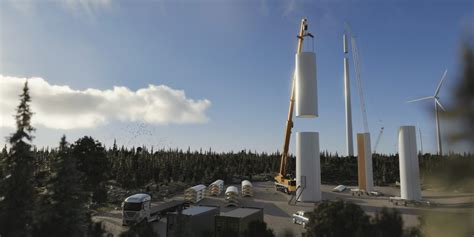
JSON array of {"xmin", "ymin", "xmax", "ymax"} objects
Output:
[
  {"xmin": 0, "ymin": 81, "xmax": 36, "ymax": 236},
  {"xmin": 372, "ymin": 207, "xmax": 403, "ymax": 237},
  {"xmin": 305, "ymin": 200, "xmax": 372, "ymax": 237},
  {"xmin": 33, "ymin": 136, "xmax": 89, "ymax": 236},
  {"xmin": 71, "ymin": 136, "xmax": 108, "ymax": 203},
  {"xmin": 245, "ymin": 220, "xmax": 275, "ymax": 237}
]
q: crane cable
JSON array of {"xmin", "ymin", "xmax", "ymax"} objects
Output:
[{"xmin": 351, "ymin": 36, "xmax": 370, "ymax": 133}]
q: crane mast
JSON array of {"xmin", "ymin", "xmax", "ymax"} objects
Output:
[
  {"xmin": 373, "ymin": 127, "xmax": 384, "ymax": 153},
  {"xmin": 275, "ymin": 18, "xmax": 312, "ymax": 193},
  {"xmin": 344, "ymin": 22, "xmax": 370, "ymax": 134}
]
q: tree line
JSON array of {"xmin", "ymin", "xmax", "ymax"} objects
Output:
[{"xmin": 12, "ymin": 140, "xmax": 473, "ymax": 193}]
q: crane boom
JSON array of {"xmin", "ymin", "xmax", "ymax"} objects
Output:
[
  {"xmin": 279, "ymin": 18, "xmax": 308, "ymax": 176},
  {"xmin": 344, "ymin": 22, "xmax": 369, "ymax": 133},
  {"xmin": 275, "ymin": 18, "xmax": 312, "ymax": 194},
  {"xmin": 351, "ymin": 37, "xmax": 369, "ymax": 133},
  {"xmin": 373, "ymin": 127, "xmax": 384, "ymax": 153}
]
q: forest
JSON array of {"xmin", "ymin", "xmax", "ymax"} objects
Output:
[{"xmin": 3, "ymin": 134, "xmax": 473, "ymax": 202}]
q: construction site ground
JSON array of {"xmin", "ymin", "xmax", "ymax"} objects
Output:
[{"xmin": 94, "ymin": 181, "xmax": 474, "ymax": 237}]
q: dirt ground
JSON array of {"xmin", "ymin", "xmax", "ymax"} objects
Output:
[{"xmin": 93, "ymin": 181, "xmax": 474, "ymax": 237}]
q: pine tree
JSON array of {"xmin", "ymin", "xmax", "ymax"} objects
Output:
[
  {"xmin": 0, "ymin": 81, "xmax": 36, "ymax": 236},
  {"xmin": 71, "ymin": 136, "xmax": 108, "ymax": 203},
  {"xmin": 33, "ymin": 136, "xmax": 89, "ymax": 236}
]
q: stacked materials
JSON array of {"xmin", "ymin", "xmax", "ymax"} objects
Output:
[
  {"xmin": 184, "ymin": 184, "xmax": 206, "ymax": 203},
  {"xmin": 208, "ymin": 179, "xmax": 224, "ymax": 196},
  {"xmin": 241, "ymin": 180, "xmax": 253, "ymax": 197},
  {"xmin": 225, "ymin": 186, "xmax": 239, "ymax": 206}
]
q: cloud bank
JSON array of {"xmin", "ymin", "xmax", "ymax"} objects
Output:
[{"xmin": 0, "ymin": 75, "xmax": 211, "ymax": 129}]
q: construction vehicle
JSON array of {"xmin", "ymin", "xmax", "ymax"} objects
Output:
[
  {"xmin": 274, "ymin": 18, "xmax": 313, "ymax": 194},
  {"xmin": 292, "ymin": 210, "xmax": 309, "ymax": 227},
  {"xmin": 122, "ymin": 193, "xmax": 186, "ymax": 226}
]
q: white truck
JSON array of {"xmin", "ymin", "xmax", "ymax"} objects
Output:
[
  {"xmin": 122, "ymin": 193, "xmax": 158, "ymax": 226},
  {"xmin": 292, "ymin": 210, "xmax": 309, "ymax": 227},
  {"xmin": 122, "ymin": 193, "xmax": 187, "ymax": 226}
]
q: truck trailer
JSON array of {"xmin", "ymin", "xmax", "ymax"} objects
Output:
[{"xmin": 122, "ymin": 193, "xmax": 187, "ymax": 226}]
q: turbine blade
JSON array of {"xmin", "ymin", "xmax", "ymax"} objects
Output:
[
  {"xmin": 407, "ymin": 96, "xmax": 434, "ymax": 103},
  {"xmin": 434, "ymin": 69, "xmax": 448, "ymax": 96},
  {"xmin": 436, "ymin": 99, "xmax": 446, "ymax": 112}
]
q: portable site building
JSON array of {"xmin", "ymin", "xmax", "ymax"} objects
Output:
[
  {"xmin": 208, "ymin": 180, "xmax": 224, "ymax": 196},
  {"xmin": 184, "ymin": 184, "xmax": 206, "ymax": 203},
  {"xmin": 215, "ymin": 207, "xmax": 264, "ymax": 237},
  {"xmin": 241, "ymin": 180, "xmax": 253, "ymax": 197},
  {"xmin": 167, "ymin": 205, "xmax": 220, "ymax": 237}
]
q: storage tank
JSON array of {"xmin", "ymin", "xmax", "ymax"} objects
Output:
[
  {"xmin": 208, "ymin": 179, "xmax": 224, "ymax": 196},
  {"xmin": 357, "ymin": 133, "xmax": 373, "ymax": 192},
  {"xmin": 398, "ymin": 126, "xmax": 421, "ymax": 201},
  {"xmin": 184, "ymin": 184, "xmax": 206, "ymax": 203},
  {"xmin": 296, "ymin": 132, "xmax": 321, "ymax": 202},
  {"xmin": 241, "ymin": 180, "xmax": 253, "ymax": 197},
  {"xmin": 295, "ymin": 52, "xmax": 318, "ymax": 117}
]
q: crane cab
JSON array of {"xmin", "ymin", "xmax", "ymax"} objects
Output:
[{"xmin": 274, "ymin": 174, "xmax": 297, "ymax": 194}]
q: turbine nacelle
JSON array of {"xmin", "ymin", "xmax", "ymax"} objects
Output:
[
  {"xmin": 407, "ymin": 69, "xmax": 448, "ymax": 156},
  {"xmin": 407, "ymin": 69, "xmax": 448, "ymax": 110}
]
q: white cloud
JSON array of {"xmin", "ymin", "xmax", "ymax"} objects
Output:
[{"xmin": 0, "ymin": 75, "xmax": 211, "ymax": 129}]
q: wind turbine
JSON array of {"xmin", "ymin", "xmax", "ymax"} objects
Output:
[{"xmin": 408, "ymin": 69, "xmax": 448, "ymax": 155}]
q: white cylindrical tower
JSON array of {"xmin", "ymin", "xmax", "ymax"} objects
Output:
[
  {"xmin": 344, "ymin": 59, "xmax": 354, "ymax": 156},
  {"xmin": 398, "ymin": 126, "xmax": 421, "ymax": 201},
  {"xmin": 357, "ymin": 133, "xmax": 373, "ymax": 192},
  {"xmin": 343, "ymin": 33, "xmax": 354, "ymax": 156},
  {"xmin": 296, "ymin": 132, "xmax": 321, "ymax": 202},
  {"xmin": 295, "ymin": 52, "xmax": 318, "ymax": 117}
]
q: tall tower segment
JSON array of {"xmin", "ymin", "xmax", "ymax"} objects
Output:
[{"xmin": 343, "ymin": 33, "xmax": 354, "ymax": 156}]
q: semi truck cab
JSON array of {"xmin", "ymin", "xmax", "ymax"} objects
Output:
[{"xmin": 122, "ymin": 193, "xmax": 156, "ymax": 225}]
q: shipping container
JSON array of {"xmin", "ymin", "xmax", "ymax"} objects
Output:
[
  {"xmin": 167, "ymin": 205, "xmax": 220, "ymax": 237},
  {"xmin": 215, "ymin": 207, "xmax": 264, "ymax": 237}
]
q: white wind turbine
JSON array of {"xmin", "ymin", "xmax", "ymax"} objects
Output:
[{"xmin": 408, "ymin": 69, "xmax": 448, "ymax": 155}]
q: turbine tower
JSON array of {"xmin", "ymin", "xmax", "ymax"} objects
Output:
[
  {"xmin": 343, "ymin": 33, "xmax": 354, "ymax": 156},
  {"xmin": 408, "ymin": 69, "xmax": 448, "ymax": 155}
]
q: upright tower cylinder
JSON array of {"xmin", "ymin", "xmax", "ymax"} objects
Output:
[
  {"xmin": 295, "ymin": 52, "xmax": 318, "ymax": 117},
  {"xmin": 344, "ymin": 57, "xmax": 354, "ymax": 156},
  {"xmin": 357, "ymin": 133, "xmax": 373, "ymax": 192},
  {"xmin": 296, "ymin": 132, "xmax": 321, "ymax": 202},
  {"xmin": 398, "ymin": 126, "xmax": 421, "ymax": 201},
  {"xmin": 343, "ymin": 33, "xmax": 354, "ymax": 156}
]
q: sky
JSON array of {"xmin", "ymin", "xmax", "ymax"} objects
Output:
[{"xmin": 0, "ymin": 0, "xmax": 473, "ymax": 154}]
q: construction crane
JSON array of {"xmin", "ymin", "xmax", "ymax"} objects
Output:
[
  {"xmin": 373, "ymin": 127, "xmax": 384, "ymax": 153},
  {"xmin": 344, "ymin": 23, "xmax": 370, "ymax": 134},
  {"xmin": 274, "ymin": 18, "xmax": 313, "ymax": 194}
]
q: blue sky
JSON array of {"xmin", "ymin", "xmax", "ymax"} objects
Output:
[{"xmin": 1, "ymin": 0, "xmax": 473, "ymax": 154}]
